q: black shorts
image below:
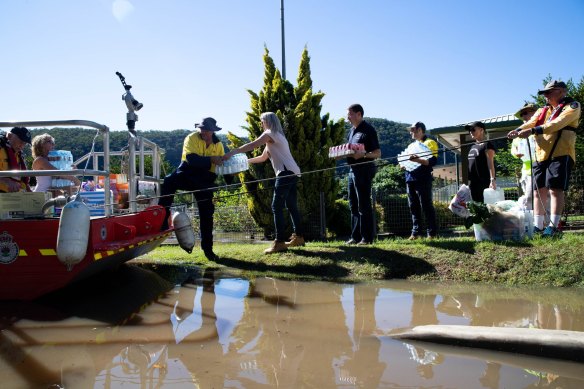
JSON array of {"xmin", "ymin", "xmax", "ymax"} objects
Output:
[{"xmin": 533, "ymin": 156, "xmax": 574, "ymax": 191}]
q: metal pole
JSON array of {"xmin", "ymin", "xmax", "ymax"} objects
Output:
[
  {"xmin": 455, "ymin": 152, "xmax": 460, "ymax": 187},
  {"xmin": 280, "ymin": 0, "xmax": 286, "ymax": 79}
]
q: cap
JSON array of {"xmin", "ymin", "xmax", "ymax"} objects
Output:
[
  {"xmin": 195, "ymin": 117, "xmax": 222, "ymax": 132},
  {"xmin": 10, "ymin": 127, "xmax": 31, "ymax": 144},
  {"xmin": 537, "ymin": 80, "xmax": 567, "ymax": 95},
  {"xmin": 514, "ymin": 103, "xmax": 539, "ymax": 119},
  {"xmin": 407, "ymin": 121, "xmax": 426, "ymax": 132},
  {"xmin": 465, "ymin": 121, "xmax": 485, "ymax": 132}
]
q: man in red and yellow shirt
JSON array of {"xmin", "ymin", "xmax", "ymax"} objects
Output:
[
  {"xmin": 508, "ymin": 80, "xmax": 581, "ymax": 237},
  {"xmin": 159, "ymin": 117, "xmax": 225, "ymax": 260}
]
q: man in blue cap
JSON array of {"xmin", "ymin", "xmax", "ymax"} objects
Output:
[
  {"xmin": 0, "ymin": 127, "xmax": 32, "ymax": 192},
  {"xmin": 158, "ymin": 117, "xmax": 225, "ymax": 260}
]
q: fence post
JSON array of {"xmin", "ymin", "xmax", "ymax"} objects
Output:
[
  {"xmin": 319, "ymin": 191, "xmax": 326, "ymax": 240},
  {"xmin": 372, "ymin": 188, "xmax": 377, "ymax": 240}
]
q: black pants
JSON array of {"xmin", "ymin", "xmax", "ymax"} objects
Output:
[{"xmin": 159, "ymin": 169, "xmax": 216, "ymax": 253}]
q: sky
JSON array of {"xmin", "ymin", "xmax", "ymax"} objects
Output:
[{"xmin": 1, "ymin": 0, "xmax": 584, "ymax": 138}]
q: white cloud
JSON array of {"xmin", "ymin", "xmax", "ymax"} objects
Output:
[{"xmin": 112, "ymin": 0, "xmax": 134, "ymax": 22}]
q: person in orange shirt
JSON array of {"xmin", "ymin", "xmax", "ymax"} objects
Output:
[{"xmin": 508, "ymin": 80, "xmax": 581, "ymax": 237}]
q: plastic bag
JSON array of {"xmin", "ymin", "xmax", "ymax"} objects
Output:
[{"xmin": 449, "ymin": 184, "xmax": 471, "ymax": 218}]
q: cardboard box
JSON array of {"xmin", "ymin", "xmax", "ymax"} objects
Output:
[{"xmin": 0, "ymin": 192, "xmax": 52, "ymax": 219}]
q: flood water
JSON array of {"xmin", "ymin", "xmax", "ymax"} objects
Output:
[{"xmin": 1, "ymin": 264, "xmax": 584, "ymax": 389}]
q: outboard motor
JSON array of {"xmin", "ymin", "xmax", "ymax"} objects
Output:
[
  {"xmin": 57, "ymin": 195, "xmax": 90, "ymax": 270},
  {"xmin": 172, "ymin": 211, "xmax": 195, "ymax": 254}
]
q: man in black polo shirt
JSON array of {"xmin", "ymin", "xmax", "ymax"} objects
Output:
[{"xmin": 344, "ymin": 104, "xmax": 381, "ymax": 245}]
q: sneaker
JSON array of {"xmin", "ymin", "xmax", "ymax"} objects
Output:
[
  {"xmin": 285, "ymin": 233, "xmax": 305, "ymax": 247},
  {"xmin": 345, "ymin": 239, "xmax": 358, "ymax": 245},
  {"xmin": 426, "ymin": 234, "xmax": 437, "ymax": 239},
  {"xmin": 542, "ymin": 226, "xmax": 562, "ymax": 238},
  {"xmin": 408, "ymin": 235, "xmax": 420, "ymax": 241},
  {"xmin": 533, "ymin": 227, "xmax": 543, "ymax": 235},
  {"xmin": 264, "ymin": 240, "xmax": 288, "ymax": 254},
  {"xmin": 203, "ymin": 250, "xmax": 219, "ymax": 261},
  {"xmin": 357, "ymin": 240, "xmax": 372, "ymax": 245}
]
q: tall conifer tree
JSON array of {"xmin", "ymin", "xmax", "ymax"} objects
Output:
[{"xmin": 227, "ymin": 47, "xmax": 345, "ymax": 238}]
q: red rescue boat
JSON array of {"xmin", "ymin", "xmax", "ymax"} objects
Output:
[{"xmin": 0, "ymin": 120, "xmax": 193, "ymax": 301}]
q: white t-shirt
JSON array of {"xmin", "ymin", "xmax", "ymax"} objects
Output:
[{"xmin": 264, "ymin": 130, "xmax": 300, "ymax": 176}]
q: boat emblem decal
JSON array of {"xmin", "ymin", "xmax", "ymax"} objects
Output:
[{"xmin": 0, "ymin": 231, "xmax": 19, "ymax": 265}]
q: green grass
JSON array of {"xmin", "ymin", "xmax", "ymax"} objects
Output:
[{"xmin": 133, "ymin": 233, "xmax": 584, "ymax": 288}]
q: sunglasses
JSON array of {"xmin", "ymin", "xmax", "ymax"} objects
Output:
[{"xmin": 468, "ymin": 127, "xmax": 478, "ymax": 133}]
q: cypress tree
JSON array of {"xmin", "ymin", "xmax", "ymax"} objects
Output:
[{"xmin": 227, "ymin": 47, "xmax": 345, "ymax": 239}]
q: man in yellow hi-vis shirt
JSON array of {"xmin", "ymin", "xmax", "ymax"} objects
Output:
[
  {"xmin": 508, "ymin": 80, "xmax": 581, "ymax": 238},
  {"xmin": 159, "ymin": 117, "xmax": 225, "ymax": 260}
]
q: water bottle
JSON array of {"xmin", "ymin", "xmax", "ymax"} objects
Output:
[{"xmin": 483, "ymin": 187, "xmax": 505, "ymax": 204}]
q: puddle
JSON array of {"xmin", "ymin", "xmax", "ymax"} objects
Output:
[{"xmin": 1, "ymin": 264, "xmax": 583, "ymax": 388}]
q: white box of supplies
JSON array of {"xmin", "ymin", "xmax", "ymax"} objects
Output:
[{"xmin": 0, "ymin": 192, "xmax": 52, "ymax": 219}]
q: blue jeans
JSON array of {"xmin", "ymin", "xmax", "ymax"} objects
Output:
[
  {"xmin": 406, "ymin": 180, "xmax": 437, "ymax": 237},
  {"xmin": 272, "ymin": 171, "xmax": 303, "ymax": 242},
  {"xmin": 348, "ymin": 169, "xmax": 375, "ymax": 242}
]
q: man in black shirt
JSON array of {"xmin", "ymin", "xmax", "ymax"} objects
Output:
[{"xmin": 344, "ymin": 104, "xmax": 381, "ymax": 245}]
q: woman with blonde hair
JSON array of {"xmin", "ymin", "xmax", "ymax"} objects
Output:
[
  {"xmin": 31, "ymin": 133, "xmax": 80, "ymax": 193},
  {"xmin": 223, "ymin": 112, "xmax": 303, "ymax": 254}
]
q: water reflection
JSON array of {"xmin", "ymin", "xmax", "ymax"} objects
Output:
[{"xmin": 0, "ymin": 266, "xmax": 583, "ymax": 388}]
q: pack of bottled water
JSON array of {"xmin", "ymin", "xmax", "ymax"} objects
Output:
[
  {"xmin": 397, "ymin": 141, "xmax": 432, "ymax": 172},
  {"xmin": 215, "ymin": 153, "xmax": 249, "ymax": 175},
  {"xmin": 328, "ymin": 143, "xmax": 365, "ymax": 158},
  {"xmin": 48, "ymin": 150, "xmax": 75, "ymax": 187}
]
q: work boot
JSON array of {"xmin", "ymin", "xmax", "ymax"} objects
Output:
[
  {"xmin": 285, "ymin": 233, "xmax": 305, "ymax": 247},
  {"xmin": 264, "ymin": 240, "xmax": 288, "ymax": 254}
]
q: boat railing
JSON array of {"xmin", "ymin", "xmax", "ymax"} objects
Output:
[
  {"xmin": 74, "ymin": 135, "xmax": 164, "ymax": 213},
  {"xmin": 0, "ymin": 120, "xmax": 164, "ymax": 216}
]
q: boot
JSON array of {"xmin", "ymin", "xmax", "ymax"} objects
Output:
[
  {"xmin": 285, "ymin": 233, "xmax": 305, "ymax": 247},
  {"xmin": 264, "ymin": 240, "xmax": 288, "ymax": 254}
]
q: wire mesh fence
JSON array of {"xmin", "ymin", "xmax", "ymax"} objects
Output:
[{"xmin": 176, "ymin": 168, "xmax": 584, "ymax": 245}]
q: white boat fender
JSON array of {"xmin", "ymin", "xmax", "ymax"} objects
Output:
[
  {"xmin": 57, "ymin": 195, "xmax": 90, "ymax": 270},
  {"xmin": 172, "ymin": 211, "xmax": 195, "ymax": 254}
]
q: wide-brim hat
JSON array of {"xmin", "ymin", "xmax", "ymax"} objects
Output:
[
  {"xmin": 514, "ymin": 103, "xmax": 539, "ymax": 119},
  {"xmin": 537, "ymin": 80, "xmax": 567, "ymax": 95},
  {"xmin": 10, "ymin": 127, "xmax": 31, "ymax": 144},
  {"xmin": 195, "ymin": 117, "xmax": 222, "ymax": 132}
]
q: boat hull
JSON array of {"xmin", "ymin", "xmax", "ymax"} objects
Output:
[{"xmin": 0, "ymin": 205, "xmax": 171, "ymax": 301}]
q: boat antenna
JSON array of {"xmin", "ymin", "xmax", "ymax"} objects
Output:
[{"xmin": 116, "ymin": 71, "xmax": 143, "ymax": 136}]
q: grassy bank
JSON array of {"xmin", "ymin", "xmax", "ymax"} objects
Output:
[{"xmin": 134, "ymin": 233, "xmax": 584, "ymax": 288}]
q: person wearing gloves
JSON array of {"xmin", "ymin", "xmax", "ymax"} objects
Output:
[{"xmin": 507, "ymin": 80, "xmax": 581, "ymax": 238}]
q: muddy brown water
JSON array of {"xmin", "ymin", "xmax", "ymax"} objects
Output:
[{"xmin": 1, "ymin": 264, "xmax": 583, "ymax": 389}]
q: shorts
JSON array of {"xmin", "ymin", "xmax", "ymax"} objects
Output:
[{"xmin": 533, "ymin": 156, "xmax": 574, "ymax": 191}]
